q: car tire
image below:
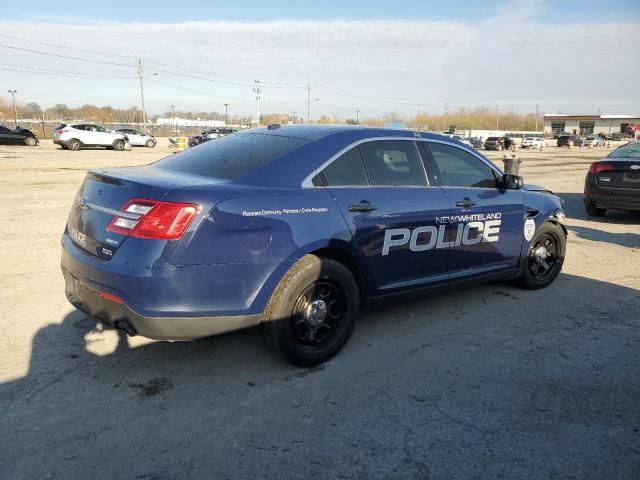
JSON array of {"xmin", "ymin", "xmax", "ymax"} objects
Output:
[
  {"xmin": 585, "ymin": 203, "xmax": 606, "ymax": 217},
  {"xmin": 260, "ymin": 255, "xmax": 359, "ymax": 367},
  {"xmin": 518, "ymin": 222, "xmax": 566, "ymax": 290},
  {"xmin": 112, "ymin": 139, "xmax": 125, "ymax": 151},
  {"xmin": 66, "ymin": 139, "xmax": 81, "ymax": 151},
  {"xmin": 145, "ymin": 139, "xmax": 155, "ymax": 148},
  {"xmin": 24, "ymin": 136, "xmax": 37, "ymax": 147}
]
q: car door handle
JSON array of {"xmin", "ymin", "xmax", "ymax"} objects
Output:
[
  {"xmin": 349, "ymin": 203, "xmax": 377, "ymax": 213},
  {"xmin": 455, "ymin": 200, "xmax": 476, "ymax": 208}
]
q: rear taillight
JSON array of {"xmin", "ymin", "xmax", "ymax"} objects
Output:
[
  {"xmin": 56, "ymin": 129, "xmax": 66, "ymax": 134},
  {"xmin": 588, "ymin": 163, "xmax": 614, "ymax": 175},
  {"xmin": 107, "ymin": 199, "xmax": 200, "ymax": 240}
]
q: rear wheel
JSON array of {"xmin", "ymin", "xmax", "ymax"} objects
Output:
[
  {"xmin": 519, "ymin": 222, "xmax": 565, "ymax": 290},
  {"xmin": 66, "ymin": 139, "xmax": 81, "ymax": 151},
  {"xmin": 24, "ymin": 136, "xmax": 37, "ymax": 146},
  {"xmin": 145, "ymin": 139, "xmax": 155, "ymax": 148},
  {"xmin": 260, "ymin": 255, "xmax": 359, "ymax": 367},
  {"xmin": 585, "ymin": 203, "xmax": 606, "ymax": 217},
  {"xmin": 112, "ymin": 139, "xmax": 125, "ymax": 151}
]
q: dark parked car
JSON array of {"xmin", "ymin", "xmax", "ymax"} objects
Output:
[
  {"xmin": 584, "ymin": 142, "xmax": 640, "ymax": 217},
  {"xmin": 188, "ymin": 128, "xmax": 237, "ymax": 147},
  {"xmin": 608, "ymin": 132, "xmax": 631, "ymax": 142},
  {"xmin": 484, "ymin": 137, "xmax": 505, "ymax": 150},
  {"xmin": 557, "ymin": 134, "xmax": 583, "ymax": 147},
  {"xmin": 467, "ymin": 137, "xmax": 484, "ymax": 148},
  {"xmin": 0, "ymin": 125, "xmax": 39, "ymax": 146}
]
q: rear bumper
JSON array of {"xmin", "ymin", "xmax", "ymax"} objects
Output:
[
  {"xmin": 583, "ymin": 195, "xmax": 640, "ymax": 212},
  {"xmin": 62, "ymin": 266, "xmax": 260, "ymax": 340},
  {"xmin": 584, "ymin": 176, "xmax": 640, "ymax": 211}
]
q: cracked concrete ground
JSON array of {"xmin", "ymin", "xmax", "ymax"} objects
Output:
[{"xmin": 1, "ymin": 140, "xmax": 639, "ymax": 479}]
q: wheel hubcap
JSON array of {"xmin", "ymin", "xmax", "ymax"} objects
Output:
[
  {"xmin": 291, "ymin": 281, "xmax": 347, "ymax": 349},
  {"xmin": 305, "ymin": 299, "xmax": 327, "ymax": 326}
]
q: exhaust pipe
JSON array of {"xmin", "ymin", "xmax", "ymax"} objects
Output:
[{"xmin": 114, "ymin": 320, "xmax": 137, "ymax": 336}]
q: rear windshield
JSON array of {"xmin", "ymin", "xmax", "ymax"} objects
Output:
[
  {"xmin": 609, "ymin": 143, "xmax": 640, "ymax": 159},
  {"xmin": 486, "ymin": 137, "xmax": 500, "ymax": 141},
  {"xmin": 155, "ymin": 133, "xmax": 308, "ymax": 180}
]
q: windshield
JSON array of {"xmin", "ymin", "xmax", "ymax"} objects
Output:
[
  {"xmin": 155, "ymin": 133, "xmax": 309, "ymax": 180},
  {"xmin": 608, "ymin": 143, "xmax": 640, "ymax": 159}
]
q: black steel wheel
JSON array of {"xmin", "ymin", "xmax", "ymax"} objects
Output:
[
  {"xmin": 519, "ymin": 222, "xmax": 566, "ymax": 290},
  {"xmin": 290, "ymin": 280, "xmax": 348, "ymax": 350},
  {"xmin": 261, "ymin": 255, "xmax": 359, "ymax": 367}
]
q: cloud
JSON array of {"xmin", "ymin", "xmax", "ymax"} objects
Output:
[{"xmin": 0, "ymin": 13, "xmax": 638, "ymax": 117}]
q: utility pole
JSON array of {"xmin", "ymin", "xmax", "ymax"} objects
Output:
[
  {"xmin": 7, "ymin": 90, "xmax": 18, "ymax": 128},
  {"xmin": 253, "ymin": 79, "xmax": 262, "ymax": 125},
  {"xmin": 306, "ymin": 83, "xmax": 311, "ymax": 124},
  {"xmin": 356, "ymin": 110, "xmax": 360, "ymax": 123},
  {"xmin": 496, "ymin": 105, "xmax": 500, "ymax": 131},
  {"xmin": 535, "ymin": 104, "xmax": 540, "ymax": 132},
  {"xmin": 293, "ymin": 111, "xmax": 297, "ymax": 124},
  {"xmin": 224, "ymin": 103, "xmax": 230, "ymax": 125},
  {"xmin": 137, "ymin": 58, "xmax": 146, "ymax": 131},
  {"xmin": 41, "ymin": 111, "xmax": 46, "ymax": 139},
  {"xmin": 443, "ymin": 101, "xmax": 448, "ymax": 131},
  {"xmin": 171, "ymin": 104, "xmax": 175, "ymax": 133}
]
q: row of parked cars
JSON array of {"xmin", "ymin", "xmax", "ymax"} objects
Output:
[
  {"xmin": 53, "ymin": 124, "xmax": 156, "ymax": 150},
  {"xmin": 0, "ymin": 123, "xmax": 157, "ymax": 150}
]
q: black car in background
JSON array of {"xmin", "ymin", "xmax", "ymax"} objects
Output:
[
  {"xmin": 0, "ymin": 125, "xmax": 39, "ymax": 146},
  {"xmin": 557, "ymin": 134, "xmax": 583, "ymax": 147},
  {"xmin": 483, "ymin": 137, "xmax": 505, "ymax": 150},
  {"xmin": 188, "ymin": 127, "xmax": 237, "ymax": 147},
  {"xmin": 467, "ymin": 137, "xmax": 483, "ymax": 148},
  {"xmin": 584, "ymin": 142, "xmax": 640, "ymax": 217}
]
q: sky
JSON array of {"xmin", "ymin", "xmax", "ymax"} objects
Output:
[{"xmin": 1, "ymin": 0, "xmax": 639, "ymax": 120}]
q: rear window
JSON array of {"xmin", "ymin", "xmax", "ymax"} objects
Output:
[
  {"xmin": 609, "ymin": 143, "xmax": 640, "ymax": 159},
  {"xmin": 155, "ymin": 133, "xmax": 308, "ymax": 180}
]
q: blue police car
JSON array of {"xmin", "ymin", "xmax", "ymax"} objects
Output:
[{"xmin": 61, "ymin": 125, "xmax": 567, "ymax": 366}]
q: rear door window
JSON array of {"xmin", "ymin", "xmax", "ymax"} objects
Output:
[
  {"xmin": 156, "ymin": 133, "xmax": 308, "ymax": 180},
  {"xmin": 322, "ymin": 147, "xmax": 368, "ymax": 186},
  {"xmin": 359, "ymin": 140, "xmax": 427, "ymax": 186},
  {"xmin": 427, "ymin": 142, "xmax": 497, "ymax": 188},
  {"xmin": 71, "ymin": 125, "xmax": 86, "ymax": 131}
]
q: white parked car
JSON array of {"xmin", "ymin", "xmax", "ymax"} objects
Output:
[
  {"xmin": 114, "ymin": 128, "xmax": 156, "ymax": 147},
  {"xmin": 53, "ymin": 123, "xmax": 128, "ymax": 151},
  {"xmin": 582, "ymin": 135, "xmax": 606, "ymax": 147},
  {"xmin": 521, "ymin": 137, "xmax": 548, "ymax": 149}
]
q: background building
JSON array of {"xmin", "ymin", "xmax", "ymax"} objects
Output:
[{"xmin": 543, "ymin": 114, "xmax": 640, "ymax": 137}]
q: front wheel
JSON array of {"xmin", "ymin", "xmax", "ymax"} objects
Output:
[
  {"xmin": 24, "ymin": 136, "xmax": 37, "ymax": 146},
  {"xmin": 112, "ymin": 139, "xmax": 125, "ymax": 151},
  {"xmin": 145, "ymin": 139, "xmax": 156, "ymax": 148},
  {"xmin": 260, "ymin": 255, "xmax": 359, "ymax": 367},
  {"xmin": 518, "ymin": 222, "xmax": 566, "ymax": 290}
]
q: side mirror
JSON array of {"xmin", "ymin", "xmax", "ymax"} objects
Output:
[{"xmin": 502, "ymin": 173, "xmax": 523, "ymax": 190}]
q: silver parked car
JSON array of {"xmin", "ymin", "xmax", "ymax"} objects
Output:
[{"xmin": 114, "ymin": 128, "xmax": 156, "ymax": 147}]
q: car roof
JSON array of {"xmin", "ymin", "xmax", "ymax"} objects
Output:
[{"xmin": 238, "ymin": 124, "xmax": 431, "ymax": 141}]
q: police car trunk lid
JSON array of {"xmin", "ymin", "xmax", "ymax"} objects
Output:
[{"xmin": 67, "ymin": 166, "xmax": 219, "ymax": 260}]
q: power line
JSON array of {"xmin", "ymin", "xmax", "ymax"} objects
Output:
[
  {"xmin": 0, "ymin": 65, "xmax": 134, "ymax": 80},
  {"xmin": 0, "ymin": 61, "xmax": 134, "ymax": 79},
  {"xmin": 0, "ymin": 33, "xmax": 136, "ymax": 60},
  {"xmin": 0, "ymin": 43, "xmax": 135, "ymax": 67},
  {"xmin": 146, "ymin": 78, "xmax": 252, "ymax": 102}
]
